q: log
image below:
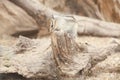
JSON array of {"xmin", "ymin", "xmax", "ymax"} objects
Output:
[
  {"xmin": 0, "ymin": 36, "xmax": 55, "ymax": 79},
  {"xmin": 10, "ymin": 0, "xmax": 120, "ymax": 37},
  {"xmin": 0, "ymin": 34, "xmax": 120, "ymax": 79},
  {"xmin": 50, "ymin": 30, "xmax": 120, "ymax": 78}
]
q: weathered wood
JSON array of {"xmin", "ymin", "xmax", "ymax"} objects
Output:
[
  {"xmin": 0, "ymin": 0, "xmax": 38, "ymax": 38},
  {"xmin": 50, "ymin": 30, "xmax": 120, "ymax": 79},
  {"xmin": 0, "ymin": 36, "xmax": 55, "ymax": 78},
  {"xmin": 9, "ymin": 0, "xmax": 59, "ymax": 37},
  {"xmin": 10, "ymin": 0, "xmax": 120, "ymax": 37},
  {"xmin": 76, "ymin": 16, "xmax": 120, "ymax": 37},
  {"xmin": 0, "ymin": 35, "xmax": 120, "ymax": 79}
]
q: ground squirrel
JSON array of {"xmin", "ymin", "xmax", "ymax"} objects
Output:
[{"xmin": 49, "ymin": 15, "xmax": 78, "ymax": 39}]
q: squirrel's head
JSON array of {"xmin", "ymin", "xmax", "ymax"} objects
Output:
[
  {"xmin": 48, "ymin": 15, "xmax": 78, "ymax": 33},
  {"xmin": 48, "ymin": 16, "xmax": 57, "ymax": 33}
]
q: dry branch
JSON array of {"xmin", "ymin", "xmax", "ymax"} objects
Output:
[
  {"xmin": 10, "ymin": 0, "xmax": 120, "ymax": 37},
  {"xmin": 9, "ymin": 0, "xmax": 59, "ymax": 37}
]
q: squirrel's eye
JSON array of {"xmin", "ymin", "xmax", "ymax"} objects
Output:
[{"xmin": 51, "ymin": 24, "xmax": 53, "ymax": 28}]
